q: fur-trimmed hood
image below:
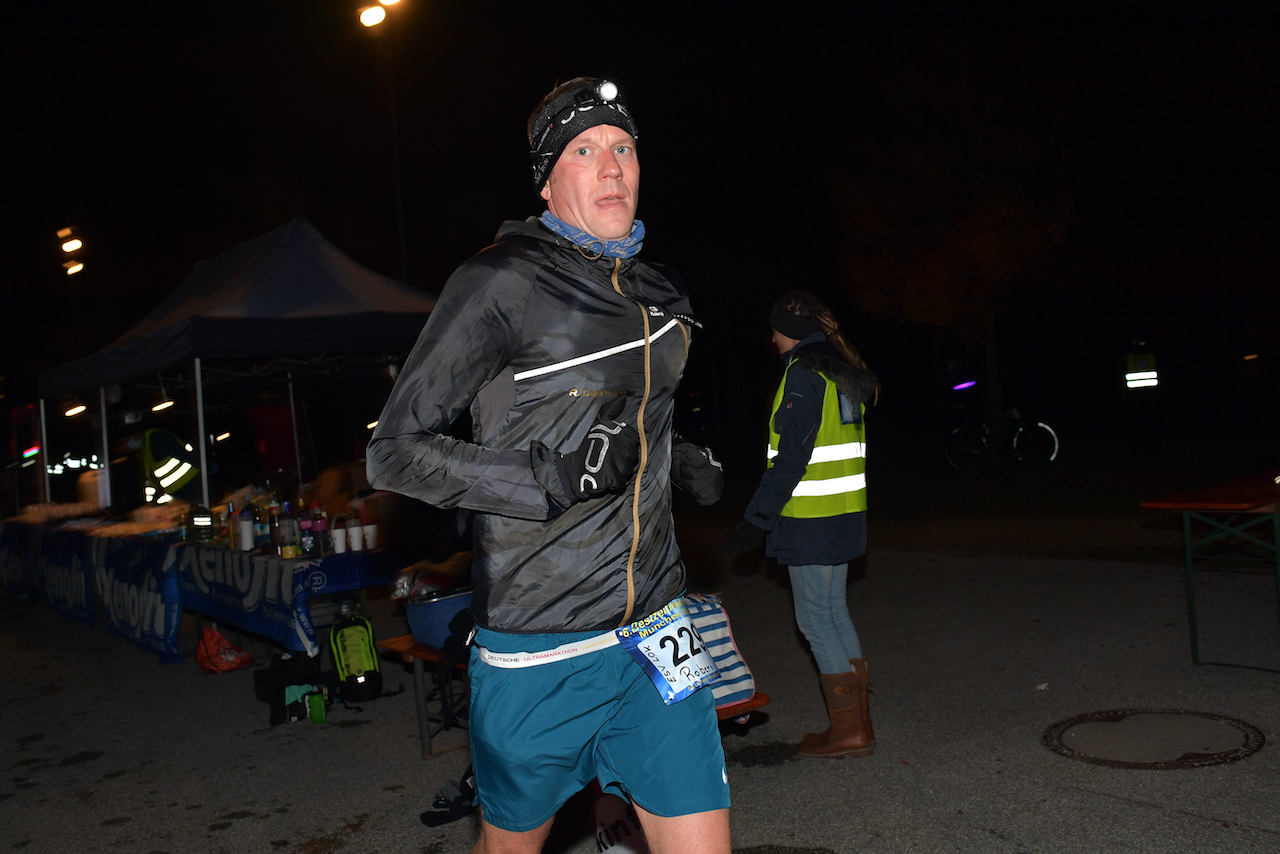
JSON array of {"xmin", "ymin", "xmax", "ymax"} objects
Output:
[{"xmin": 790, "ymin": 339, "xmax": 879, "ymax": 405}]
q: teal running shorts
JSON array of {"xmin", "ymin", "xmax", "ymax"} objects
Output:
[{"xmin": 468, "ymin": 625, "xmax": 731, "ymax": 832}]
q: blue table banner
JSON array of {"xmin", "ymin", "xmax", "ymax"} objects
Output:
[
  {"xmin": 93, "ymin": 537, "xmax": 184, "ymax": 663},
  {"xmin": 29, "ymin": 525, "xmax": 96, "ymax": 624},
  {"xmin": 0, "ymin": 519, "xmax": 34, "ymax": 594}
]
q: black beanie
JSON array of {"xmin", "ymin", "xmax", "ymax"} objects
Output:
[
  {"xmin": 528, "ymin": 78, "xmax": 639, "ymax": 192},
  {"xmin": 769, "ymin": 304, "xmax": 822, "ymax": 340}
]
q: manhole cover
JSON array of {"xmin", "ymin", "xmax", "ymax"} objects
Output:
[{"xmin": 1043, "ymin": 709, "xmax": 1265, "ymax": 769}]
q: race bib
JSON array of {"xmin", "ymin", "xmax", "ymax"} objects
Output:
[{"xmin": 615, "ymin": 599, "xmax": 720, "ymax": 704}]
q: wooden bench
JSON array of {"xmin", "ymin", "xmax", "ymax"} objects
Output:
[
  {"xmin": 1142, "ymin": 471, "xmax": 1280, "ymax": 667},
  {"xmin": 378, "ymin": 634, "xmax": 468, "ymax": 759},
  {"xmin": 716, "ymin": 691, "xmax": 769, "ymax": 723}
]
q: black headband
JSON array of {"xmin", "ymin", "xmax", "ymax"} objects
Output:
[
  {"xmin": 528, "ymin": 78, "xmax": 639, "ymax": 191},
  {"xmin": 769, "ymin": 305, "xmax": 822, "ymax": 340}
]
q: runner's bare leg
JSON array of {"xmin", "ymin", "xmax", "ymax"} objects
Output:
[{"xmin": 633, "ymin": 805, "xmax": 730, "ymax": 854}]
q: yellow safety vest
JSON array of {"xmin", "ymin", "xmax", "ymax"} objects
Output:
[{"xmin": 767, "ymin": 360, "xmax": 867, "ymax": 518}]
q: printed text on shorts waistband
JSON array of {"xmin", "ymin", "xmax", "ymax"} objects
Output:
[{"xmin": 476, "ymin": 629, "xmax": 620, "ymax": 668}]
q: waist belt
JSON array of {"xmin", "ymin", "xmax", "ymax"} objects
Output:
[{"xmin": 476, "ymin": 629, "xmax": 619, "ymax": 669}]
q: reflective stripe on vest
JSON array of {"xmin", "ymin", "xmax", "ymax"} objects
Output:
[{"xmin": 767, "ymin": 360, "xmax": 867, "ymax": 518}]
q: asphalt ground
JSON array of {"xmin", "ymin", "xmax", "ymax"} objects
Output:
[{"xmin": 4, "ymin": 461, "xmax": 1280, "ymax": 854}]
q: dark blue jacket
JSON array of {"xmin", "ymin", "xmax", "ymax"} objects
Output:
[{"xmin": 743, "ymin": 333, "xmax": 876, "ymax": 566}]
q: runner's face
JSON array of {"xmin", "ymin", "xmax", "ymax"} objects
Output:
[{"xmin": 540, "ymin": 125, "xmax": 639, "ymax": 242}]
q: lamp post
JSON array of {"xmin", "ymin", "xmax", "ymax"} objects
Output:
[{"xmin": 359, "ymin": 0, "xmax": 409, "ymax": 286}]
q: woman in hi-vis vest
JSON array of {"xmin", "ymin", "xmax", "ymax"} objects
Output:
[{"xmin": 727, "ymin": 290, "xmax": 880, "ymax": 758}]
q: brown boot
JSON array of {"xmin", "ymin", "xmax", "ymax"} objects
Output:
[{"xmin": 798, "ymin": 665, "xmax": 874, "ymax": 758}]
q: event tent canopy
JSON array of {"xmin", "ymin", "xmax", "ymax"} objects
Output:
[{"xmin": 37, "ymin": 217, "xmax": 436, "ymax": 400}]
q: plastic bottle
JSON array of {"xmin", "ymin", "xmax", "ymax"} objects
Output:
[
  {"xmin": 254, "ymin": 500, "xmax": 271, "ymax": 551},
  {"xmin": 311, "ymin": 503, "xmax": 330, "ymax": 557},
  {"xmin": 224, "ymin": 502, "xmax": 235, "ymax": 550},
  {"xmin": 280, "ymin": 501, "xmax": 300, "ymax": 559},
  {"xmin": 238, "ymin": 501, "xmax": 255, "ymax": 552},
  {"xmin": 268, "ymin": 498, "xmax": 283, "ymax": 555},
  {"xmin": 298, "ymin": 503, "xmax": 316, "ymax": 558}
]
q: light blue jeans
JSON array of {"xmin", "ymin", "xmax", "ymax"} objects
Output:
[{"xmin": 788, "ymin": 563, "xmax": 862, "ymax": 674}]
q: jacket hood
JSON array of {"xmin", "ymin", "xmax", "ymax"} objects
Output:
[{"xmin": 791, "ymin": 338, "xmax": 879, "ymax": 405}]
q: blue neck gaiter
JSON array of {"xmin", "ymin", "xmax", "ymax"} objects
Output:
[{"xmin": 540, "ymin": 211, "xmax": 645, "ymax": 259}]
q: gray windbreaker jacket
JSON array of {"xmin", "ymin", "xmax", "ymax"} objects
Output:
[{"xmin": 367, "ymin": 218, "xmax": 695, "ymax": 634}]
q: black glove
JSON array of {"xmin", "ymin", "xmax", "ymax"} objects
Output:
[
  {"xmin": 671, "ymin": 438, "xmax": 724, "ymax": 506},
  {"xmin": 726, "ymin": 519, "xmax": 766, "ymax": 552},
  {"xmin": 532, "ymin": 396, "xmax": 640, "ymax": 507}
]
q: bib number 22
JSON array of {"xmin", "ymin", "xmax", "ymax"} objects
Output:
[{"xmin": 616, "ymin": 599, "xmax": 720, "ymax": 705}]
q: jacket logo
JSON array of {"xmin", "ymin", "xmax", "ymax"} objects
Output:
[
  {"xmin": 648, "ymin": 305, "xmax": 664, "ymax": 317},
  {"xmin": 569, "ymin": 389, "xmax": 627, "ymax": 398}
]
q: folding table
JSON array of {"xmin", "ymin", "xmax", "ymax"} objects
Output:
[{"xmin": 1141, "ymin": 471, "xmax": 1280, "ymax": 666}]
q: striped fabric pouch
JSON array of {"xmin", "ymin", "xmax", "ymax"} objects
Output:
[{"xmin": 683, "ymin": 593, "xmax": 756, "ymax": 708}]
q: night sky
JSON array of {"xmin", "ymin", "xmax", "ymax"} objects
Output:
[{"xmin": 5, "ymin": 3, "xmax": 1279, "ymax": 481}]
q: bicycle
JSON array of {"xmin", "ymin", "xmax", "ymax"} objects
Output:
[{"xmin": 944, "ymin": 407, "xmax": 1060, "ymax": 471}]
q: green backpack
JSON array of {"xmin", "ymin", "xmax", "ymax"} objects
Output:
[{"xmin": 328, "ymin": 613, "xmax": 383, "ymax": 703}]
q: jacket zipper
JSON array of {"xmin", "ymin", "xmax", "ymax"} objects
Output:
[{"xmin": 611, "ymin": 256, "xmax": 648, "ymax": 625}]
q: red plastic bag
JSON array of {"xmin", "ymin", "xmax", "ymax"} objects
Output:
[{"xmin": 196, "ymin": 627, "xmax": 254, "ymax": 673}]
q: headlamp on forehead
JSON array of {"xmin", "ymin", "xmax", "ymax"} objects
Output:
[{"xmin": 529, "ymin": 77, "xmax": 640, "ymax": 191}]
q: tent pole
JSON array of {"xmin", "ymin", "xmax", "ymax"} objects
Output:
[
  {"xmin": 195, "ymin": 358, "xmax": 210, "ymax": 508},
  {"xmin": 10, "ymin": 419, "xmax": 18, "ymax": 512},
  {"xmin": 98, "ymin": 387, "xmax": 112, "ymax": 511},
  {"xmin": 287, "ymin": 374, "xmax": 303, "ymax": 482},
  {"xmin": 38, "ymin": 399, "xmax": 50, "ymax": 503}
]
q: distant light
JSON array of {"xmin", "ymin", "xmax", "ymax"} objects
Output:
[
  {"xmin": 56, "ymin": 227, "xmax": 74, "ymax": 238},
  {"xmin": 21, "ymin": 459, "xmax": 35, "ymax": 468},
  {"xmin": 366, "ymin": 420, "xmax": 379, "ymax": 430},
  {"xmin": 63, "ymin": 261, "xmax": 84, "ymax": 275},
  {"xmin": 1125, "ymin": 370, "xmax": 1159, "ymax": 389},
  {"xmin": 62, "ymin": 238, "xmax": 83, "ymax": 253},
  {"xmin": 64, "ymin": 403, "xmax": 86, "ymax": 417},
  {"xmin": 184, "ymin": 443, "xmax": 194, "ymax": 452},
  {"xmin": 215, "ymin": 432, "xmax": 231, "ymax": 443},
  {"xmin": 952, "ymin": 380, "xmax": 977, "ymax": 391},
  {"xmin": 359, "ymin": 5, "xmax": 386, "ymax": 25},
  {"xmin": 152, "ymin": 399, "xmax": 174, "ymax": 412},
  {"xmin": 379, "ymin": 0, "xmax": 400, "ymax": 5},
  {"xmin": 23, "ymin": 445, "xmax": 39, "ymax": 459},
  {"xmin": 1244, "ymin": 354, "xmax": 1259, "ymax": 361}
]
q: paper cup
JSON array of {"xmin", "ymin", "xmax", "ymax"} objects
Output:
[
  {"xmin": 348, "ymin": 525, "xmax": 365, "ymax": 551},
  {"xmin": 332, "ymin": 528, "xmax": 348, "ymax": 554},
  {"xmin": 361, "ymin": 524, "xmax": 377, "ymax": 550}
]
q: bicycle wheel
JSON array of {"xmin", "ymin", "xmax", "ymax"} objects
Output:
[
  {"xmin": 1012, "ymin": 421, "xmax": 1059, "ymax": 467},
  {"xmin": 945, "ymin": 426, "xmax": 988, "ymax": 472}
]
